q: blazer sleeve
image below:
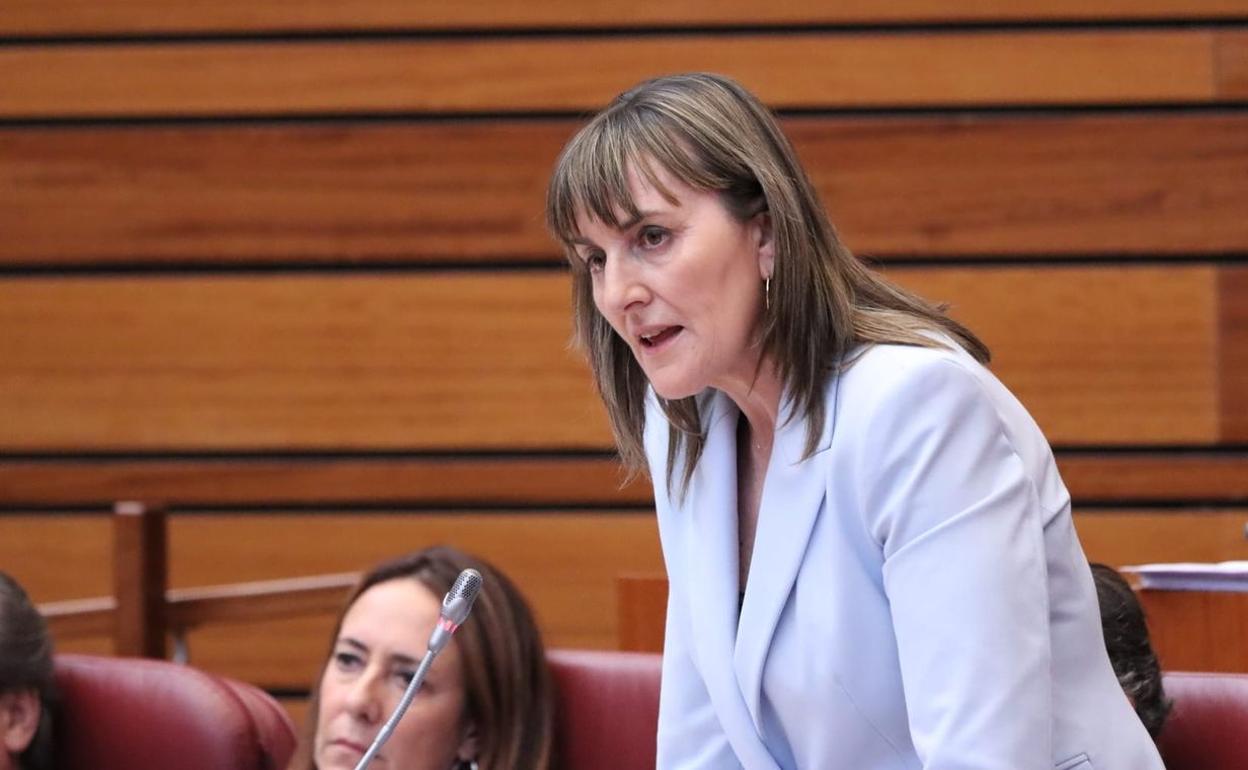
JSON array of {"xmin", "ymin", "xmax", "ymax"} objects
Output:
[
  {"xmin": 656, "ymin": 578, "xmax": 742, "ymax": 769},
  {"xmin": 857, "ymin": 355, "xmax": 1055, "ymax": 770}
]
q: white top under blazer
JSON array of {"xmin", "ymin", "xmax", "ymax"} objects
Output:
[{"xmin": 647, "ymin": 340, "xmax": 1165, "ymax": 770}]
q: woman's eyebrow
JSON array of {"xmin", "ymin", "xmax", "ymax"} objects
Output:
[
  {"xmin": 570, "ymin": 211, "xmax": 662, "ymax": 246},
  {"xmin": 386, "ymin": 652, "xmax": 421, "ymax": 668},
  {"xmin": 338, "ymin": 636, "xmax": 369, "ymax": 653}
]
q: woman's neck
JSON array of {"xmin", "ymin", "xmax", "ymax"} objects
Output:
[{"xmin": 718, "ymin": 355, "xmax": 784, "ymax": 451}]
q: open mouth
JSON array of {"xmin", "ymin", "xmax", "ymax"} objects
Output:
[{"xmin": 639, "ymin": 326, "xmax": 683, "ymax": 349}]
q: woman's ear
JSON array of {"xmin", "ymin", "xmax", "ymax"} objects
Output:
[
  {"xmin": 455, "ymin": 719, "xmax": 480, "ymax": 767},
  {"xmin": 0, "ymin": 690, "xmax": 41, "ymax": 756},
  {"xmin": 753, "ymin": 210, "xmax": 775, "ymax": 280}
]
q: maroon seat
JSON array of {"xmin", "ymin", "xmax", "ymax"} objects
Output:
[
  {"xmin": 53, "ymin": 654, "xmax": 296, "ymax": 770},
  {"xmin": 548, "ymin": 654, "xmax": 1248, "ymax": 770},
  {"xmin": 1158, "ymin": 671, "xmax": 1248, "ymax": 770},
  {"xmin": 549, "ymin": 649, "xmax": 661, "ymax": 770}
]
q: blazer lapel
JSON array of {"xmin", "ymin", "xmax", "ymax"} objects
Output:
[
  {"xmin": 734, "ymin": 393, "xmax": 829, "ymax": 735},
  {"xmin": 682, "ymin": 391, "xmax": 782, "ymax": 770}
]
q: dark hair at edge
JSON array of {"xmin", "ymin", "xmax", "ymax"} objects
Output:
[
  {"xmin": 286, "ymin": 546, "xmax": 555, "ymax": 770},
  {"xmin": 1090, "ymin": 564, "xmax": 1172, "ymax": 738},
  {"xmin": 0, "ymin": 571, "xmax": 57, "ymax": 770},
  {"xmin": 546, "ymin": 72, "xmax": 989, "ymax": 497}
]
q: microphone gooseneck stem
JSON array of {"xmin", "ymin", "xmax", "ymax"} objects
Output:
[{"xmin": 352, "ymin": 649, "xmax": 437, "ymax": 770}]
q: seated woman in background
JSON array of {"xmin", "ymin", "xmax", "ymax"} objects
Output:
[
  {"xmin": 1091, "ymin": 563, "xmax": 1172, "ymax": 738},
  {"xmin": 287, "ymin": 546, "xmax": 555, "ymax": 770},
  {"xmin": 0, "ymin": 572, "xmax": 55, "ymax": 770}
]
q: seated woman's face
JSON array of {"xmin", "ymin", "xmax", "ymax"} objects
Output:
[{"xmin": 314, "ymin": 579, "xmax": 475, "ymax": 770}]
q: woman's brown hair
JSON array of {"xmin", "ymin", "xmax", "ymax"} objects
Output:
[
  {"xmin": 286, "ymin": 546, "xmax": 555, "ymax": 770},
  {"xmin": 546, "ymin": 72, "xmax": 988, "ymax": 496},
  {"xmin": 0, "ymin": 571, "xmax": 56, "ymax": 770}
]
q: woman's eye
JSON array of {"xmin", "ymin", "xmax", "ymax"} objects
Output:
[
  {"xmin": 395, "ymin": 670, "xmax": 417, "ymax": 687},
  {"xmin": 333, "ymin": 651, "xmax": 364, "ymax": 670},
  {"xmin": 584, "ymin": 251, "xmax": 606, "ymax": 272},
  {"xmin": 639, "ymin": 226, "xmax": 668, "ymax": 249}
]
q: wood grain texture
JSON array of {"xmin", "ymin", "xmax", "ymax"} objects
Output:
[
  {"xmin": 888, "ymin": 266, "xmax": 1220, "ymax": 445},
  {"xmin": 0, "ymin": 456, "xmax": 650, "ymax": 507},
  {"xmin": 0, "ymin": 273, "xmax": 605, "ymax": 450},
  {"xmin": 5, "ymin": 114, "xmax": 1246, "ymax": 266},
  {"xmin": 1056, "ymin": 453, "xmax": 1248, "ymax": 503},
  {"xmin": 1223, "ymin": 268, "xmax": 1248, "ymax": 441},
  {"xmin": 4, "ymin": 0, "xmax": 1246, "ymax": 36},
  {"xmin": 0, "ymin": 267, "xmax": 1221, "ymax": 450},
  {"xmin": 6, "ymin": 511, "xmax": 665, "ymax": 685},
  {"xmin": 1216, "ymin": 31, "xmax": 1248, "ymax": 97},
  {"xmin": 3, "ymin": 453, "xmax": 1245, "ymax": 509},
  {"xmin": 1138, "ymin": 590, "xmax": 1248, "ymax": 673},
  {"xmin": 111, "ymin": 501, "xmax": 168, "ymax": 657},
  {"xmin": 12, "ymin": 509, "xmax": 1248, "ymax": 685},
  {"xmin": 1074, "ymin": 511, "xmax": 1248, "ymax": 566},
  {"xmin": 0, "ymin": 30, "xmax": 1218, "ymax": 118}
]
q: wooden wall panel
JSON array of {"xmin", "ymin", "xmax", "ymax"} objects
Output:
[
  {"xmin": 0, "ymin": 30, "xmax": 1222, "ymax": 119},
  {"xmin": 1217, "ymin": 31, "xmax": 1248, "ymax": 97},
  {"xmin": 0, "ymin": 266, "xmax": 1224, "ymax": 451},
  {"xmin": 10, "ymin": 509, "xmax": 1248, "ymax": 685},
  {"xmin": 1056, "ymin": 454, "xmax": 1248, "ymax": 503},
  {"xmin": 4, "ymin": 0, "xmax": 1245, "ymax": 37},
  {"xmin": 0, "ymin": 273, "xmax": 604, "ymax": 450},
  {"xmin": 0, "ymin": 457, "xmax": 649, "ymax": 508},
  {"xmin": 1223, "ymin": 268, "xmax": 1248, "ymax": 441},
  {"xmin": 2, "ymin": 453, "xmax": 1246, "ymax": 509},
  {"xmin": 4, "ymin": 114, "xmax": 1246, "ymax": 265},
  {"xmin": 2, "ymin": 511, "xmax": 665, "ymax": 685},
  {"xmin": 1074, "ymin": 511, "xmax": 1248, "ymax": 566},
  {"xmin": 889, "ymin": 266, "xmax": 1220, "ymax": 444}
]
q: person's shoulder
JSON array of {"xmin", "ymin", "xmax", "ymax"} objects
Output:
[{"xmin": 838, "ymin": 338, "xmax": 991, "ymax": 405}]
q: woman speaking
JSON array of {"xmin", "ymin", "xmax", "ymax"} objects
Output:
[{"xmin": 546, "ymin": 72, "xmax": 1163, "ymax": 770}]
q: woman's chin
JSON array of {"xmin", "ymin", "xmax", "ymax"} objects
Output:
[{"xmin": 649, "ymin": 378, "xmax": 703, "ymax": 402}]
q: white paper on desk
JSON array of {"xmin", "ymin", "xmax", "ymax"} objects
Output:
[{"xmin": 1121, "ymin": 561, "xmax": 1248, "ymax": 592}]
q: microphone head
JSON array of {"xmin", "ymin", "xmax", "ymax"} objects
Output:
[{"xmin": 441, "ymin": 568, "xmax": 483, "ymax": 626}]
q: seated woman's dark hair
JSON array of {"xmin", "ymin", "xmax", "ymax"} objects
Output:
[
  {"xmin": 1091, "ymin": 563, "xmax": 1172, "ymax": 738},
  {"xmin": 0, "ymin": 571, "xmax": 56, "ymax": 770}
]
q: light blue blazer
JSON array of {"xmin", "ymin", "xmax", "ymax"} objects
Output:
[{"xmin": 647, "ymin": 341, "xmax": 1165, "ymax": 770}]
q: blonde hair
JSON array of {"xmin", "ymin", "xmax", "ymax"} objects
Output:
[{"xmin": 547, "ymin": 72, "xmax": 988, "ymax": 496}]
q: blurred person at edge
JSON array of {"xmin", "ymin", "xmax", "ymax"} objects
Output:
[
  {"xmin": 286, "ymin": 546, "xmax": 555, "ymax": 770},
  {"xmin": 1091, "ymin": 563, "xmax": 1172, "ymax": 738},
  {"xmin": 0, "ymin": 572, "xmax": 56, "ymax": 770},
  {"xmin": 546, "ymin": 72, "xmax": 1165, "ymax": 770}
]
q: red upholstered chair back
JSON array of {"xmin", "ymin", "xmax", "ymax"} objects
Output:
[
  {"xmin": 52, "ymin": 654, "xmax": 296, "ymax": 770},
  {"xmin": 545, "ymin": 653, "xmax": 1248, "ymax": 770},
  {"xmin": 1157, "ymin": 671, "xmax": 1248, "ymax": 770},
  {"xmin": 549, "ymin": 649, "xmax": 661, "ymax": 770}
]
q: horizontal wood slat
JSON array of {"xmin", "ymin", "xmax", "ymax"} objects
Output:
[
  {"xmin": 1223, "ymin": 268, "xmax": 1248, "ymax": 441},
  {"xmin": 1, "ymin": 453, "xmax": 1246, "ymax": 509},
  {"xmin": 10, "ymin": 508, "xmax": 1247, "ymax": 685},
  {"xmin": 4, "ymin": 1, "xmax": 1246, "ymax": 37},
  {"xmin": 1056, "ymin": 454, "xmax": 1248, "ymax": 503},
  {"xmin": 0, "ymin": 30, "xmax": 1224, "ymax": 119},
  {"xmin": 1074, "ymin": 511, "xmax": 1248, "ymax": 566},
  {"xmin": 1217, "ymin": 31, "xmax": 1248, "ymax": 97},
  {"xmin": 3, "ymin": 114, "xmax": 1246, "ymax": 266},
  {"xmin": 5, "ymin": 511, "xmax": 666, "ymax": 685},
  {"xmin": 0, "ymin": 266, "xmax": 1224, "ymax": 450},
  {"xmin": 0, "ymin": 456, "xmax": 650, "ymax": 507}
]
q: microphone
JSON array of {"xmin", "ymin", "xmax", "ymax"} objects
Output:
[{"xmin": 353, "ymin": 568, "xmax": 483, "ymax": 770}]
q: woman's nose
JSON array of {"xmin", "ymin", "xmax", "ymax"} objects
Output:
[
  {"xmin": 344, "ymin": 673, "xmax": 384, "ymax": 724},
  {"xmin": 599, "ymin": 253, "xmax": 649, "ymax": 314}
]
